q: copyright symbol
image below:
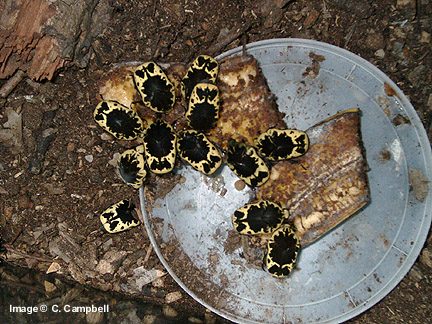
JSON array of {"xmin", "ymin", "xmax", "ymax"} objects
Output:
[{"xmin": 40, "ymin": 305, "xmax": 47, "ymax": 312}]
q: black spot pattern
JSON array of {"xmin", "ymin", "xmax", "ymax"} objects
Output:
[
  {"xmin": 119, "ymin": 152, "xmax": 140, "ymax": 184},
  {"xmin": 266, "ymin": 225, "xmax": 300, "ymax": 277},
  {"xmin": 245, "ymin": 203, "xmax": 283, "ymax": 233},
  {"xmin": 143, "ymin": 120, "xmax": 176, "ymax": 174},
  {"xmin": 295, "ymin": 134, "xmax": 308, "ymax": 154},
  {"xmin": 183, "ymin": 69, "xmax": 214, "ymax": 99},
  {"xmin": 112, "ymin": 200, "xmax": 138, "ymax": 226},
  {"xmin": 226, "ymin": 140, "xmax": 270, "ymax": 187},
  {"xmin": 150, "ymin": 159, "xmax": 172, "ymax": 172},
  {"xmin": 100, "ymin": 200, "xmax": 140, "ymax": 233},
  {"xmin": 227, "ymin": 141, "xmax": 260, "ymax": 178},
  {"xmin": 94, "ymin": 101, "xmax": 144, "ymax": 140},
  {"xmin": 196, "ymin": 86, "xmax": 218, "ymax": 101},
  {"xmin": 188, "ymin": 101, "xmax": 218, "ymax": 132},
  {"xmin": 232, "ymin": 201, "xmax": 285, "ymax": 235},
  {"xmin": 139, "ymin": 74, "xmax": 174, "ymax": 112},
  {"xmin": 135, "ymin": 69, "xmax": 145, "ymax": 78},
  {"xmin": 182, "ymin": 55, "xmax": 218, "ymax": 100},
  {"xmin": 177, "ymin": 131, "xmax": 222, "ymax": 175},
  {"xmin": 233, "ymin": 211, "xmax": 247, "ymax": 232},
  {"xmin": 178, "ymin": 132, "xmax": 210, "ymax": 163},
  {"xmin": 255, "ymin": 129, "xmax": 309, "ymax": 161},
  {"xmin": 134, "ymin": 62, "xmax": 175, "ymax": 113},
  {"xmin": 106, "ymin": 109, "xmax": 142, "ymax": 139},
  {"xmin": 144, "ymin": 120, "xmax": 175, "ymax": 158},
  {"xmin": 258, "ymin": 133, "xmax": 295, "ymax": 160}
]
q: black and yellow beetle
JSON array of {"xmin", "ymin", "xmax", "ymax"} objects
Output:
[
  {"xmin": 232, "ymin": 200, "xmax": 288, "ymax": 235},
  {"xmin": 142, "ymin": 119, "xmax": 177, "ymax": 174},
  {"xmin": 93, "ymin": 100, "xmax": 145, "ymax": 140},
  {"xmin": 186, "ymin": 83, "xmax": 220, "ymax": 132},
  {"xmin": 181, "ymin": 55, "xmax": 219, "ymax": 100},
  {"xmin": 134, "ymin": 62, "xmax": 176, "ymax": 113},
  {"xmin": 226, "ymin": 139, "xmax": 270, "ymax": 187},
  {"xmin": 177, "ymin": 130, "xmax": 222, "ymax": 175},
  {"xmin": 100, "ymin": 200, "xmax": 140, "ymax": 233},
  {"xmin": 254, "ymin": 128, "xmax": 309, "ymax": 162},
  {"xmin": 264, "ymin": 224, "xmax": 301, "ymax": 277},
  {"xmin": 118, "ymin": 145, "xmax": 147, "ymax": 189}
]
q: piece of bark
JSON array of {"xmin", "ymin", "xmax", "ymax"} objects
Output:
[{"xmin": 0, "ymin": 0, "xmax": 112, "ymax": 81}]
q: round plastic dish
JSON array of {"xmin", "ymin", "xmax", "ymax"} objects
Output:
[{"xmin": 139, "ymin": 39, "xmax": 432, "ymax": 323}]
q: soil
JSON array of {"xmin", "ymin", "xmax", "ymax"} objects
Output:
[{"xmin": 1, "ymin": 0, "xmax": 432, "ymax": 323}]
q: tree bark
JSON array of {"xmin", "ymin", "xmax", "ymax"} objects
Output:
[{"xmin": 0, "ymin": 0, "xmax": 111, "ymax": 81}]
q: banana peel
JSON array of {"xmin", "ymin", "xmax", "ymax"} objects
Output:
[{"xmin": 256, "ymin": 108, "xmax": 370, "ymax": 246}]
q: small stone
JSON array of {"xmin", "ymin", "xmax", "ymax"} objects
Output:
[
  {"xmin": 44, "ymin": 280, "xmax": 57, "ymax": 294},
  {"xmin": 163, "ymin": 305, "xmax": 178, "ymax": 318},
  {"xmin": 152, "ymin": 277, "xmax": 165, "ymax": 288},
  {"xmin": 4, "ymin": 206, "xmax": 13, "ymax": 220},
  {"xmin": 392, "ymin": 41, "xmax": 404, "ymax": 57},
  {"xmin": 95, "ymin": 260, "xmax": 113, "ymax": 275},
  {"xmin": 188, "ymin": 317, "xmax": 203, "ymax": 324},
  {"xmin": 46, "ymin": 261, "xmax": 61, "ymax": 274},
  {"xmin": 13, "ymin": 170, "xmax": 24, "ymax": 178},
  {"xmin": 100, "ymin": 133, "xmax": 113, "ymax": 141},
  {"xmin": 374, "ymin": 49, "xmax": 385, "ymax": 59},
  {"xmin": 420, "ymin": 249, "xmax": 432, "ymax": 268},
  {"xmin": 165, "ymin": 291, "xmax": 182, "ymax": 304},
  {"xmin": 101, "ymin": 238, "xmax": 113, "ymax": 251},
  {"xmin": 108, "ymin": 153, "xmax": 120, "ymax": 167},
  {"xmin": 85, "ymin": 154, "xmax": 94, "ymax": 163},
  {"xmin": 35, "ymin": 205, "xmax": 44, "ymax": 211},
  {"xmin": 66, "ymin": 142, "xmax": 75, "ymax": 152},
  {"xmin": 41, "ymin": 128, "xmax": 57, "ymax": 138},
  {"xmin": 420, "ymin": 31, "xmax": 431, "ymax": 43},
  {"xmin": 143, "ymin": 315, "xmax": 156, "ymax": 324}
]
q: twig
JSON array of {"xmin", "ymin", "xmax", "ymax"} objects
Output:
[
  {"xmin": 344, "ymin": 22, "xmax": 357, "ymax": 48},
  {"xmin": 4, "ymin": 245, "xmax": 54, "ymax": 263},
  {"xmin": 0, "ymin": 70, "xmax": 26, "ymax": 98},
  {"xmin": 10, "ymin": 227, "xmax": 24, "ymax": 246},
  {"xmin": 143, "ymin": 244, "xmax": 153, "ymax": 264},
  {"xmin": 28, "ymin": 110, "xmax": 58, "ymax": 175},
  {"xmin": 207, "ymin": 22, "xmax": 253, "ymax": 56}
]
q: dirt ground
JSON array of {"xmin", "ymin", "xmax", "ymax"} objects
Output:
[{"xmin": 1, "ymin": 0, "xmax": 431, "ymax": 323}]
